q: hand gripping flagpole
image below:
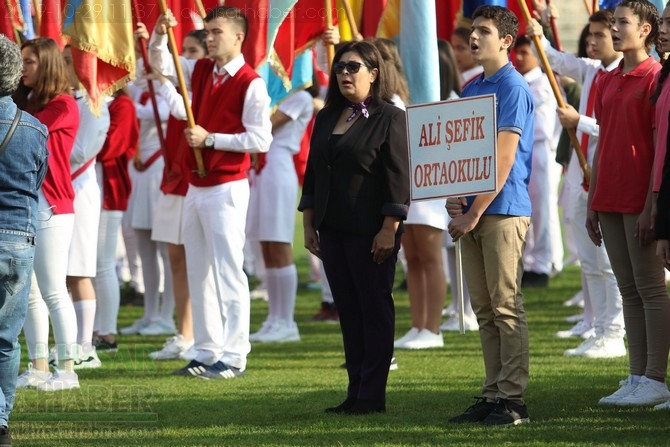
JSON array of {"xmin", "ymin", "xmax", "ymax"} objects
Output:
[
  {"xmin": 517, "ymin": 0, "xmax": 590, "ymax": 187},
  {"xmin": 157, "ymin": 0, "xmax": 207, "ymax": 178}
]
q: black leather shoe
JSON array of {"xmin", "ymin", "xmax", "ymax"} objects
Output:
[
  {"xmin": 325, "ymin": 397, "xmax": 357, "ymax": 414},
  {"xmin": 0, "ymin": 425, "xmax": 12, "ymax": 447},
  {"xmin": 344, "ymin": 399, "xmax": 386, "ymax": 415}
]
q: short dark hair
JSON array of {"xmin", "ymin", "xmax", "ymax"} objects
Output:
[
  {"xmin": 452, "ymin": 27, "xmax": 471, "ymax": 43},
  {"xmin": 325, "ymin": 40, "xmax": 391, "ymax": 109},
  {"xmin": 514, "ymin": 34, "xmax": 532, "ymax": 49},
  {"xmin": 0, "ymin": 35, "xmax": 22, "ymax": 97},
  {"xmin": 204, "ymin": 6, "xmax": 248, "ymax": 43},
  {"xmin": 589, "ymin": 8, "xmax": 615, "ymax": 28},
  {"xmin": 472, "ymin": 5, "xmax": 519, "ymax": 51},
  {"xmin": 186, "ymin": 29, "xmax": 208, "ymax": 55}
]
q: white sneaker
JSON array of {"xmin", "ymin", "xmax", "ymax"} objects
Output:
[
  {"xmin": 74, "ymin": 350, "xmax": 102, "ymax": 370},
  {"xmin": 119, "ymin": 318, "xmax": 150, "ymax": 335},
  {"xmin": 16, "ymin": 363, "xmax": 51, "ymax": 389},
  {"xmin": 442, "ymin": 305, "xmax": 456, "ymax": 317},
  {"xmin": 564, "ymin": 313, "xmax": 584, "ymax": 323},
  {"xmin": 249, "ymin": 319, "xmax": 276, "ymax": 342},
  {"xmin": 179, "ymin": 345, "xmax": 197, "ymax": 361},
  {"xmin": 398, "ymin": 329, "xmax": 444, "ymax": 350},
  {"xmin": 250, "ymin": 286, "xmax": 268, "ymax": 301},
  {"xmin": 37, "ymin": 370, "xmax": 80, "ymax": 391},
  {"xmin": 139, "ymin": 320, "xmax": 177, "ymax": 336},
  {"xmin": 393, "ymin": 327, "xmax": 420, "ymax": 348},
  {"xmin": 255, "ymin": 321, "xmax": 301, "ymax": 343},
  {"xmin": 581, "ymin": 336, "xmax": 626, "ymax": 359},
  {"xmin": 149, "ymin": 334, "xmax": 194, "ymax": 360},
  {"xmin": 440, "ymin": 315, "xmax": 479, "ymax": 332},
  {"xmin": 564, "ymin": 336, "xmax": 599, "ymax": 357},
  {"xmin": 555, "ymin": 320, "xmax": 593, "ymax": 339},
  {"xmin": 562, "ymin": 290, "xmax": 584, "ymax": 307},
  {"xmin": 654, "ymin": 399, "xmax": 670, "ymax": 410},
  {"xmin": 617, "ymin": 376, "xmax": 670, "ymax": 407},
  {"xmin": 599, "ymin": 376, "xmax": 640, "ymax": 406}
]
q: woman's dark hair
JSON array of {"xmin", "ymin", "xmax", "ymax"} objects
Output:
[
  {"xmin": 437, "ymin": 39, "xmax": 461, "ymax": 99},
  {"xmin": 325, "ymin": 40, "xmax": 391, "ymax": 109},
  {"xmin": 368, "ymin": 37, "xmax": 410, "ymax": 105},
  {"xmin": 577, "ymin": 23, "xmax": 591, "ymax": 58},
  {"xmin": 186, "ymin": 29, "xmax": 208, "ymax": 55},
  {"xmin": 13, "ymin": 37, "xmax": 72, "ymax": 113}
]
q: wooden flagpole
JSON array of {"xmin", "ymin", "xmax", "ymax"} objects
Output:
[
  {"xmin": 324, "ymin": 0, "xmax": 334, "ymax": 70},
  {"xmin": 157, "ymin": 0, "xmax": 206, "ymax": 178},
  {"xmin": 130, "ymin": 0, "xmax": 168, "ymax": 170},
  {"xmin": 517, "ymin": 0, "xmax": 590, "ymax": 186},
  {"xmin": 583, "ymin": 0, "xmax": 593, "ymax": 16},
  {"xmin": 341, "ymin": 0, "xmax": 360, "ymax": 40}
]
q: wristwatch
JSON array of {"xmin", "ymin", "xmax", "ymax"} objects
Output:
[{"xmin": 205, "ymin": 133, "xmax": 215, "ymax": 148}]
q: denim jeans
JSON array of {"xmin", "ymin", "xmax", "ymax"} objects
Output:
[{"xmin": 0, "ymin": 230, "xmax": 35, "ymax": 426}]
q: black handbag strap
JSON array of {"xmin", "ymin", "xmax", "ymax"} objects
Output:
[{"xmin": 0, "ymin": 109, "xmax": 22, "ymax": 157}]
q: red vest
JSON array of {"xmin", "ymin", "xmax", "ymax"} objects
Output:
[
  {"xmin": 161, "ymin": 115, "xmax": 189, "ymax": 196},
  {"xmin": 188, "ymin": 58, "xmax": 260, "ymax": 187},
  {"xmin": 97, "ymin": 94, "xmax": 138, "ymax": 211}
]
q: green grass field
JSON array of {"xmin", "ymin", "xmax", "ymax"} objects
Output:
[{"xmin": 10, "ymin": 229, "xmax": 670, "ymax": 446}]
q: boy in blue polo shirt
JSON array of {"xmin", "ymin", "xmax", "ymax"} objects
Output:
[{"xmin": 446, "ymin": 5, "xmax": 534, "ymax": 426}]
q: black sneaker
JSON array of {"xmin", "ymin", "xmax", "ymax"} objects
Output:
[
  {"xmin": 197, "ymin": 361, "xmax": 245, "ymax": 380},
  {"xmin": 93, "ymin": 337, "xmax": 118, "ymax": 352},
  {"xmin": 172, "ymin": 359, "xmax": 208, "ymax": 377},
  {"xmin": 449, "ymin": 397, "xmax": 497, "ymax": 423},
  {"xmin": 481, "ymin": 399, "xmax": 530, "ymax": 426},
  {"xmin": 0, "ymin": 425, "xmax": 11, "ymax": 447}
]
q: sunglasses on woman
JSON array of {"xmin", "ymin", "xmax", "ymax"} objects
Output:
[{"xmin": 333, "ymin": 61, "xmax": 366, "ymax": 74}]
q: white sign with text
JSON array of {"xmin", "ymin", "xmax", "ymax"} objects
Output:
[{"xmin": 406, "ymin": 94, "xmax": 498, "ymax": 201}]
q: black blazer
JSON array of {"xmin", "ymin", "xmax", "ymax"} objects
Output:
[
  {"xmin": 655, "ymin": 110, "xmax": 670, "ymax": 239},
  {"xmin": 299, "ymin": 100, "xmax": 410, "ymax": 236}
]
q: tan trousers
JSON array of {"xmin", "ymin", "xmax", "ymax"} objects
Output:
[
  {"xmin": 599, "ymin": 212, "xmax": 670, "ymax": 381},
  {"xmin": 461, "ymin": 215, "xmax": 530, "ymax": 405}
]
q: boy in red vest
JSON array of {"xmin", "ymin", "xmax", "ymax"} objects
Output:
[{"xmin": 149, "ymin": 6, "xmax": 272, "ymax": 379}]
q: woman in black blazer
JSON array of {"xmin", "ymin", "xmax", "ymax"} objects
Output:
[{"xmin": 298, "ymin": 40, "xmax": 410, "ymax": 415}]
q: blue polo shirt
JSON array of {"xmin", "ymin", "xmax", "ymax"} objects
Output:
[{"xmin": 462, "ymin": 62, "xmax": 534, "ymax": 217}]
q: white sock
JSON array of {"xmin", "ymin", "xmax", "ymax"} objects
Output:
[
  {"xmin": 276, "ymin": 265, "xmax": 298, "ymax": 323},
  {"xmin": 265, "ymin": 268, "xmax": 280, "ymax": 321},
  {"xmin": 73, "ymin": 299, "xmax": 96, "ymax": 352}
]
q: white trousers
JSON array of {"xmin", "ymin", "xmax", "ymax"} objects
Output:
[
  {"xmin": 182, "ymin": 181, "xmax": 251, "ymax": 369},
  {"xmin": 24, "ymin": 199, "xmax": 77, "ymax": 361},
  {"xmin": 524, "ymin": 140, "xmax": 564, "ymax": 274},
  {"xmin": 564, "ymin": 183, "xmax": 624, "ymax": 338},
  {"xmin": 93, "ymin": 210, "xmax": 123, "ymax": 336}
]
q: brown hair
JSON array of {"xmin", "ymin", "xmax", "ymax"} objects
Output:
[
  {"xmin": 13, "ymin": 38, "xmax": 72, "ymax": 113},
  {"xmin": 368, "ymin": 37, "xmax": 410, "ymax": 105}
]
